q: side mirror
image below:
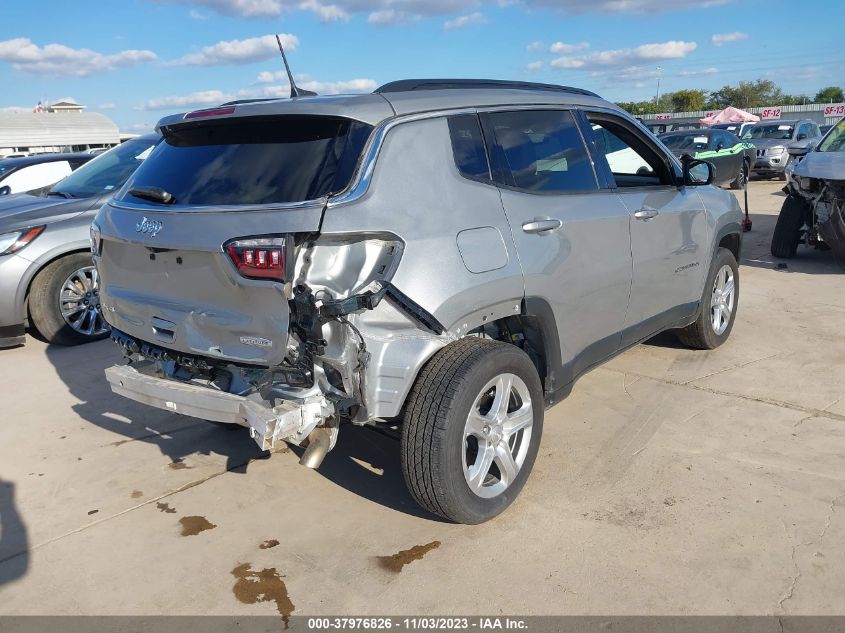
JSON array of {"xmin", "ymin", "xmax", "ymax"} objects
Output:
[
  {"xmin": 681, "ymin": 155, "xmax": 715, "ymax": 186},
  {"xmin": 797, "ymin": 133, "xmax": 808, "ymax": 141},
  {"xmin": 787, "ymin": 140, "xmax": 814, "ymax": 157},
  {"xmin": 0, "ymin": 185, "xmax": 10, "ymax": 196},
  {"xmin": 716, "ymin": 142, "xmax": 725, "ymax": 151}
]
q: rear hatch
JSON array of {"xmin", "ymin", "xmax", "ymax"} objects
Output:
[{"xmin": 94, "ymin": 113, "xmax": 373, "ymax": 366}]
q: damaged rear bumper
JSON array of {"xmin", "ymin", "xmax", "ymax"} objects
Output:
[{"xmin": 104, "ymin": 363, "xmax": 332, "ymax": 451}]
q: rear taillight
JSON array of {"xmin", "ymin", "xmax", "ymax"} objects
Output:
[{"xmin": 225, "ymin": 238, "xmax": 286, "ymax": 281}]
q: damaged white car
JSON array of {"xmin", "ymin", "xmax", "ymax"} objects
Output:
[{"xmin": 772, "ymin": 117, "xmax": 845, "ymax": 259}]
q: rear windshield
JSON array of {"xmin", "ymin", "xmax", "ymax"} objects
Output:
[
  {"xmin": 120, "ymin": 116, "xmax": 373, "ymax": 206},
  {"xmin": 660, "ymin": 133, "xmax": 710, "ymax": 151}
]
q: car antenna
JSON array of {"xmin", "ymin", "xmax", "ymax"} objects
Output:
[{"xmin": 276, "ymin": 34, "xmax": 317, "ymax": 98}]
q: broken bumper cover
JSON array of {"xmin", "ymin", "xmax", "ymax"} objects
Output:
[{"xmin": 104, "ymin": 363, "xmax": 327, "ymax": 451}]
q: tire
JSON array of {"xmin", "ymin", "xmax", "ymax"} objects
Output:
[
  {"xmin": 675, "ymin": 247, "xmax": 739, "ymax": 350},
  {"xmin": 730, "ymin": 161, "xmax": 749, "ymax": 190},
  {"xmin": 29, "ymin": 252, "xmax": 110, "ymax": 346},
  {"xmin": 401, "ymin": 338, "xmax": 544, "ymax": 524},
  {"xmin": 779, "ymin": 158, "xmax": 791, "ymax": 181},
  {"xmin": 771, "ymin": 195, "xmax": 806, "ymax": 259}
]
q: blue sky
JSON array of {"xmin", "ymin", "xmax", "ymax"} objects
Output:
[{"xmin": 1, "ymin": 0, "xmax": 842, "ymax": 132}]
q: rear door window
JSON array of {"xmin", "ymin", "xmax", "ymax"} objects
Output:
[
  {"xmin": 121, "ymin": 116, "xmax": 372, "ymax": 206},
  {"xmin": 483, "ymin": 110, "xmax": 597, "ymax": 193}
]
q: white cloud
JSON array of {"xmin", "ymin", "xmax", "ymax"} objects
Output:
[
  {"xmin": 189, "ymin": 8, "xmax": 209, "ymax": 18},
  {"xmin": 299, "ymin": 0, "xmax": 350, "ymax": 20},
  {"xmin": 140, "ymin": 74, "xmax": 377, "ymax": 111},
  {"xmin": 97, "ymin": 102, "xmax": 117, "ymax": 110},
  {"xmin": 526, "ymin": 61, "xmax": 543, "ymax": 71},
  {"xmin": 367, "ymin": 9, "xmax": 406, "ymax": 24},
  {"xmin": 156, "ymin": 0, "xmax": 286, "ymax": 16},
  {"xmin": 523, "ymin": 0, "xmax": 729, "ymax": 11},
  {"xmin": 173, "ymin": 34, "xmax": 298, "ymax": 66},
  {"xmin": 526, "ymin": 41, "xmax": 544, "ymax": 52},
  {"xmin": 677, "ymin": 67, "xmax": 718, "ymax": 76},
  {"xmin": 443, "ymin": 11, "xmax": 485, "ymax": 29},
  {"xmin": 140, "ymin": 89, "xmax": 233, "ymax": 110},
  {"xmin": 711, "ymin": 31, "xmax": 748, "ymax": 46},
  {"xmin": 551, "ymin": 40, "xmax": 697, "ymax": 70},
  {"xmin": 549, "ymin": 41, "xmax": 589, "ymax": 54},
  {"xmin": 252, "ymin": 72, "xmax": 377, "ymax": 93},
  {"xmin": 153, "ymin": 0, "xmax": 733, "ymax": 25},
  {"xmin": 0, "ymin": 38, "xmax": 156, "ymax": 76}
]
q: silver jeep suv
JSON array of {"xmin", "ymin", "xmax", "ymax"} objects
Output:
[{"xmin": 93, "ymin": 79, "xmax": 743, "ymax": 524}]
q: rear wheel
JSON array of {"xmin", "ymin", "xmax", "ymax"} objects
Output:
[
  {"xmin": 771, "ymin": 195, "xmax": 806, "ymax": 259},
  {"xmin": 730, "ymin": 161, "xmax": 749, "ymax": 190},
  {"xmin": 401, "ymin": 338, "xmax": 543, "ymax": 524},
  {"xmin": 29, "ymin": 253, "xmax": 110, "ymax": 346},
  {"xmin": 675, "ymin": 247, "xmax": 739, "ymax": 350}
]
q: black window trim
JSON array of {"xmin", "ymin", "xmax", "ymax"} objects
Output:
[
  {"xmin": 477, "ymin": 107, "xmax": 602, "ymax": 197},
  {"xmin": 578, "ymin": 108, "xmax": 683, "ymax": 192},
  {"xmin": 446, "ymin": 113, "xmax": 494, "ymax": 186}
]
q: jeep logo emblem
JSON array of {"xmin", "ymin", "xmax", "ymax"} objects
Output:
[{"xmin": 136, "ymin": 217, "xmax": 163, "ymax": 237}]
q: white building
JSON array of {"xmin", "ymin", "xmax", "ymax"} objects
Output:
[{"xmin": 0, "ymin": 100, "xmax": 120, "ymax": 157}]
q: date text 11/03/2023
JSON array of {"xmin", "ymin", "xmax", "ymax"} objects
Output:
[{"xmin": 306, "ymin": 618, "xmax": 529, "ymax": 630}]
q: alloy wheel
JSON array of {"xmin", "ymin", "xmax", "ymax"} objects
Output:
[
  {"xmin": 462, "ymin": 373, "xmax": 534, "ymax": 499},
  {"xmin": 58, "ymin": 266, "xmax": 109, "ymax": 337},
  {"xmin": 710, "ymin": 264, "xmax": 735, "ymax": 336}
]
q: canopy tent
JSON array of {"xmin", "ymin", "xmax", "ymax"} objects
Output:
[{"xmin": 700, "ymin": 106, "xmax": 760, "ymax": 125}]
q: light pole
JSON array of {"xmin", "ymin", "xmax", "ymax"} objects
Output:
[{"xmin": 655, "ymin": 66, "xmax": 664, "ymax": 108}]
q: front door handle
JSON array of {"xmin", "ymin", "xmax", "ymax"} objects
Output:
[
  {"xmin": 633, "ymin": 207, "xmax": 659, "ymax": 221},
  {"xmin": 522, "ymin": 219, "xmax": 562, "ymax": 234}
]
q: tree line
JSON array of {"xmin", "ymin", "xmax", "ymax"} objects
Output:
[{"xmin": 616, "ymin": 80, "xmax": 844, "ymax": 115}]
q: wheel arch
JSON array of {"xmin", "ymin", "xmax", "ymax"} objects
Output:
[{"xmin": 22, "ymin": 247, "xmax": 92, "ymax": 323}]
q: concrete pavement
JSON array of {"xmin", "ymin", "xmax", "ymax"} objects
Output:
[{"xmin": 1, "ymin": 181, "xmax": 843, "ymax": 616}]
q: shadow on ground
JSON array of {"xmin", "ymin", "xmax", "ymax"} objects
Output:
[
  {"xmin": 0, "ymin": 479, "xmax": 28, "ymax": 587},
  {"xmin": 44, "ymin": 341, "xmax": 443, "ymax": 519},
  {"xmin": 305, "ymin": 424, "xmax": 446, "ymax": 521},
  {"xmin": 45, "ymin": 342, "xmax": 268, "ymax": 474}
]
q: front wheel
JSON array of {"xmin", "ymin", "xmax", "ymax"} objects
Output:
[
  {"xmin": 401, "ymin": 338, "xmax": 544, "ymax": 524},
  {"xmin": 29, "ymin": 252, "xmax": 110, "ymax": 346},
  {"xmin": 675, "ymin": 247, "xmax": 739, "ymax": 350},
  {"xmin": 771, "ymin": 195, "xmax": 806, "ymax": 259}
]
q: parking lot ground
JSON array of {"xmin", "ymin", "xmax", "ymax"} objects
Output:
[{"xmin": 1, "ymin": 180, "xmax": 844, "ymax": 616}]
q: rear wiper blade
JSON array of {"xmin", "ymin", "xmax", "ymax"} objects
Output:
[{"xmin": 129, "ymin": 186, "xmax": 176, "ymax": 205}]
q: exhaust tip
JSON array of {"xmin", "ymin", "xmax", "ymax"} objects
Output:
[{"xmin": 299, "ymin": 427, "xmax": 331, "ymax": 469}]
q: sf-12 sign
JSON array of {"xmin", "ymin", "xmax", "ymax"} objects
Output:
[
  {"xmin": 655, "ymin": 113, "xmax": 672, "ymax": 121},
  {"xmin": 823, "ymin": 103, "xmax": 845, "ymax": 117},
  {"xmin": 760, "ymin": 107, "xmax": 782, "ymax": 120}
]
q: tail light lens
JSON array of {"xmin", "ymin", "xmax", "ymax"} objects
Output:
[{"xmin": 225, "ymin": 237, "xmax": 286, "ymax": 281}]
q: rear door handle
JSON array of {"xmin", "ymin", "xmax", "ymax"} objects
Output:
[
  {"xmin": 522, "ymin": 219, "xmax": 562, "ymax": 234},
  {"xmin": 633, "ymin": 207, "xmax": 659, "ymax": 221}
]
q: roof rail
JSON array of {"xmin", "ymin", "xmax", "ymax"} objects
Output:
[{"xmin": 374, "ymin": 79, "xmax": 599, "ymax": 98}]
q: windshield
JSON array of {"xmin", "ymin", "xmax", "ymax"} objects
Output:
[
  {"xmin": 51, "ymin": 136, "xmax": 158, "ymax": 198},
  {"xmin": 120, "ymin": 116, "xmax": 373, "ymax": 207},
  {"xmin": 817, "ymin": 118, "xmax": 845, "ymax": 153},
  {"xmin": 744, "ymin": 124, "xmax": 794, "ymax": 140},
  {"xmin": 660, "ymin": 133, "xmax": 710, "ymax": 151}
]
